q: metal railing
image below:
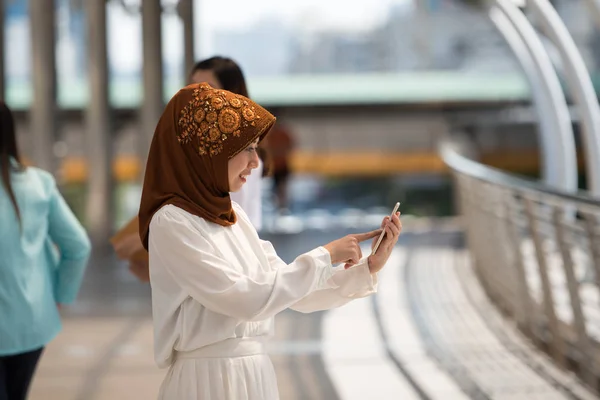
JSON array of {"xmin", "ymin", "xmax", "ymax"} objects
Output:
[{"xmin": 441, "ymin": 141, "xmax": 600, "ymax": 393}]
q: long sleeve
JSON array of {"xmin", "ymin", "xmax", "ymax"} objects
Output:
[
  {"xmin": 149, "ymin": 207, "xmax": 335, "ymax": 322},
  {"xmin": 48, "ymin": 181, "xmax": 92, "ymax": 304},
  {"xmin": 259, "ymin": 240, "xmax": 378, "ymax": 313}
]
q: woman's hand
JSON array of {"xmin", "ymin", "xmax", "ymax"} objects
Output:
[
  {"xmin": 129, "ymin": 260, "xmax": 150, "ymax": 282},
  {"xmin": 113, "ymin": 233, "xmax": 144, "ymax": 260},
  {"xmin": 367, "ymin": 212, "xmax": 402, "ymax": 274},
  {"xmin": 323, "ymin": 229, "xmax": 382, "ymax": 269}
]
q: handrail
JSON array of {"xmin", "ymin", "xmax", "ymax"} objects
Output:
[
  {"xmin": 442, "ymin": 138, "xmax": 600, "ymax": 393},
  {"xmin": 439, "ymin": 140, "xmax": 600, "ymax": 208}
]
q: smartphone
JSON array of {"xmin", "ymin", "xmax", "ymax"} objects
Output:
[{"xmin": 371, "ymin": 202, "xmax": 400, "ymax": 256}]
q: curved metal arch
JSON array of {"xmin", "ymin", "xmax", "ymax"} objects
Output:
[
  {"xmin": 527, "ymin": 0, "xmax": 600, "ymax": 197},
  {"xmin": 489, "ymin": 7, "xmax": 560, "ymax": 187},
  {"xmin": 493, "ymin": 0, "xmax": 578, "ymax": 193}
]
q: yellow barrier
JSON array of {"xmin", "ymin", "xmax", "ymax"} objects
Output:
[
  {"xmin": 59, "ymin": 155, "xmax": 141, "ymax": 183},
  {"xmin": 289, "ymin": 151, "xmax": 448, "ymax": 176},
  {"xmin": 56, "ymin": 149, "xmax": 560, "ymax": 184}
]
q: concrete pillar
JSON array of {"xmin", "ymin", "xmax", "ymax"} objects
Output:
[
  {"xmin": 178, "ymin": 0, "xmax": 195, "ymax": 79},
  {"xmin": 30, "ymin": 0, "xmax": 57, "ymax": 172},
  {"xmin": 140, "ymin": 0, "xmax": 163, "ymax": 170},
  {"xmin": 85, "ymin": 0, "xmax": 112, "ymax": 243},
  {"xmin": 0, "ymin": 0, "xmax": 5, "ymax": 99}
]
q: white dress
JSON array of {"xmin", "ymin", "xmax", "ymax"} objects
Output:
[
  {"xmin": 148, "ymin": 203, "xmax": 377, "ymax": 400},
  {"xmin": 230, "ymin": 160, "xmax": 263, "ymax": 230}
]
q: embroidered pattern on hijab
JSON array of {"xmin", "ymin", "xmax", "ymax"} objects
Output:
[
  {"xmin": 177, "ymin": 83, "xmax": 261, "ymax": 158},
  {"xmin": 138, "ymin": 83, "xmax": 276, "ymax": 250}
]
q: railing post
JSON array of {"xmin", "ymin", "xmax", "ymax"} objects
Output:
[
  {"xmin": 461, "ymin": 176, "xmax": 492, "ymax": 296},
  {"xmin": 524, "ymin": 198, "xmax": 565, "ymax": 366},
  {"xmin": 553, "ymin": 208, "xmax": 597, "ymax": 387},
  {"xmin": 583, "ymin": 213, "xmax": 600, "ymax": 309},
  {"xmin": 503, "ymin": 192, "xmax": 534, "ymax": 336},
  {"xmin": 488, "ymin": 185, "xmax": 516, "ymax": 313}
]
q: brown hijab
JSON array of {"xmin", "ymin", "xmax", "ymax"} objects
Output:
[{"xmin": 138, "ymin": 83, "xmax": 276, "ymax": 249}]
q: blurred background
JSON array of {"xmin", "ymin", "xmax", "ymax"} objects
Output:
[
  {"xmin": 6, "ymin": 0, "xmax": 553, "ymax": 231},
  {"xmin": 9, "ymin": 0, "xmax": 598, "ymax": 230},
  {"xmin": 6, "ymin": 0, "xmax": 600, "ymax": 399}
]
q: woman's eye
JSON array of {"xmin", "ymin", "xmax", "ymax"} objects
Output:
[{"xmin": 247, "ymin": 147, "xmax": 256, "ymax": 152}]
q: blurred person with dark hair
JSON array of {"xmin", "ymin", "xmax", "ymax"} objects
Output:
[
  {"xmin": 113, "ymin": 56, "xmax": 270, "ymax": 282},
  {"xmin": 189, "ymin": 56, "xmax": 249, "ymax": 100},
  {"xmin": 0, "ymin": 102, "xmax": 91, "ymax": 400},
  {"xmin": 138, "ymin": 83, "xmax": 402, "ymax": 399}
]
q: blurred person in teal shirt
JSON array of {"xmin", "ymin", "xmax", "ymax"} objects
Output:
[{"xmin": 0, "ymin": 102, "xmax": 91, "ymax": 400}]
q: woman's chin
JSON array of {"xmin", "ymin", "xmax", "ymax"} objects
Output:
[
  {"xmin": 229, "ymin": 184, "xmax": 243, "ymax": 193},
  {"xmin": 229, "ymin": 176, "xmax": 247, "ymax": 193}
]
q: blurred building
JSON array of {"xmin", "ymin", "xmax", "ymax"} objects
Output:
[
  {"xmin": 213, "ymin": 17, "xmax": 293, "ymax": 77},
  {"xmin": 287, "ymin": 2, "xmax": 516, "ymax": 74},
  {"xmin": 4, "ymin": 0, "xmax": 600, "ymax": 92}
]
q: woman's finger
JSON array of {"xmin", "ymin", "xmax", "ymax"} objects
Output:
[
  {"xmin": 344, "ymin": 254, "xmax": 359, "ymax": 269},
  {"xmin": 380, "ymin": 216, "xmax": 390, "ymax": 229},
  {"xmin": 350, "ymin": 229, "xmax": 382, "ymax": 243},
  {"xmin": 391, "ymin": 213, "xmax": 401, "ymax": 228},
  {"xmin": 381, "ymin": 224, "xmax": 395, "ymax": 247},
  {"xmin": 388, "ymin": 221, "xmax": 400, "ymax": 237},
  {"xmin": 386, "ymin": 225, "xmax": 401, "ymax": 252}
]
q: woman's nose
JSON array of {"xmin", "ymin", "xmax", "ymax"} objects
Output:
[{"xmin": 249, "ymin": 151, "xmax": 260, "ymax": 169}]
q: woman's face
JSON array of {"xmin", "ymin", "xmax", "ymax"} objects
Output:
[
  {"xmin": 228, "ymin": 139, "xmax": 260, "ymax": 193},
  {"xmin": 190, "ymin": 69, "xmax": 221, "ymax": 89}
]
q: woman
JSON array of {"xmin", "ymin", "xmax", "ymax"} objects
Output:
[
  {"xmin": 0, "ymin": 102, "xmax": 91, "ymax": 399},
  {"xmin": 139, "ymin": 83, "xmax": 402, "ymax": 399},
  {"xmin": 113, "ymin": 56, "xmax": 267, "ymax": 280}
]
